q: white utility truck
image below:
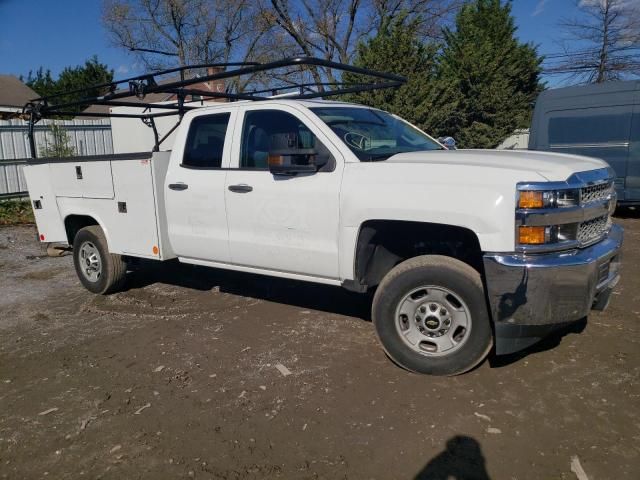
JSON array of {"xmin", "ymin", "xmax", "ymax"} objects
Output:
[{"xmin": 21, "ymin": 58, "xmax": 623, "ymax": 375}]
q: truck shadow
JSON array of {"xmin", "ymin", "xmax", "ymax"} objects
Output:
[
  {"xmin": 126, "ymin": 259, "xmax": 588, "ymax": 368},
  {"xmin": 125, "ymin": 259, "xmax": 373, "ymax": 321}
]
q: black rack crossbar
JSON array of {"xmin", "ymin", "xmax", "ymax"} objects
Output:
[
  {"xmin": 23, "ymin": 56, "xmax": 406, "ymax": 158},
  {"xmin": 53, "ymin": 111, "xmax": 186, "ymax": 119},
  {"xmin": 163, "ymin": 88, "xmax": 259, "ymax": 102},
  {"xmin": 29, "ymin": 61, "xmax": 261, "ymax": 104},
  {"xmin": 91, "ymin": 100, "xmax": 199, "ymax": 110},
  {"xmin": 250, "ymin": 81, "xmax": 370, "ymax": 95}
]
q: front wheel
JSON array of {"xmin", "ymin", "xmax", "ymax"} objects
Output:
[
  {"xmin": 73, "ymin": 226, "xmax": 127, "ymax": 294},
  {"xmin": 372, "ymin": 255, "xmax": 493, "ymax": 376}
]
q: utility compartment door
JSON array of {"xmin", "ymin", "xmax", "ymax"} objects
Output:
[
  {"xmin": 78, "ymin": 161, "xmax": 115, "ymax": 198},
  {"xmin": 49, "ymin": 159, "xmax": 115, "ymax": 199},
  {"xmin": 22, "ymin": 163, "xmax": 67, "ymax": 243},
  {"xmin": 111, "ymin": 157, "xmax": 161, "ymax": 258}
]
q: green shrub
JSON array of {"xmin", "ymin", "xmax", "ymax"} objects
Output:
[{"xmin": 0, "ymin": 200, "xmax": 35, "ymax": 225}]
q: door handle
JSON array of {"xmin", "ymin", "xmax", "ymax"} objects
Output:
[
  {"xmin": 168, "ymin": 183, "xmax": 188, "ymax": 191},
  {"xmin": 228, "ymin": 184, "xmax": 253, "ymax": 193}
]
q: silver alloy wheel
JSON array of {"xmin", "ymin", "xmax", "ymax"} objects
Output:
[
  {"xmin": 395, "ymin": 286, "xmax": 471, "ymax": 356},
  {"xmin": 79, "ymin": 241, "xmax": 102, "ymax": 283}
]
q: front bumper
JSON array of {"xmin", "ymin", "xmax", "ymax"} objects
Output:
[{"xmin": 483, "ymin": 224, "xmax": 623, "ymax": 354}]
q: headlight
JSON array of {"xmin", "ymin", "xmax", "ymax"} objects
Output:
[
  {"xmin": 555, "ymin": 189, "xmax": 580, "ymax": 208},
  {"xmin": 518, "ymin": 191, "xmax": 553, "ymax": 209},
  {"xmin": 517, "ymin": 189, "xmax": 579, "ymax": 209},
  {"xmin": 515, "ymin": 171, "xmax": 615, "ymax": 252}
]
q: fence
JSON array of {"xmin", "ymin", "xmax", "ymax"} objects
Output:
[
  {"xmin": 0, "ymin": 118, "xmax": 113, "ymax": 198},
  {"xmin": 0, "ymin": 159, "xmax": 28, "ymax": 199}
]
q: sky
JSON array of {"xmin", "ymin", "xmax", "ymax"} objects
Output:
[{"xmin": 0, "ymin": 0, "xmax": 585, "ymax": 84}]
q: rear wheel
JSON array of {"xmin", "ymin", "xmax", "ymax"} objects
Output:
[
  {"xmin": 73, "ymin": 226, "xmax": 126, "ymax": 294},
  {"xmin": 372, "ymin": 255, "xmax": 493, "ymax": 376}
]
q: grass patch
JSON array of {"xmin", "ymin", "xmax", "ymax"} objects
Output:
[{"xmin": 0, "ymin": 200, "xmax": 35, "ymax": 225}]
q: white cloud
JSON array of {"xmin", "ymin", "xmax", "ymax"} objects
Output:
[
  {"xmin": 116, "ymin": 65, "xmax": 130, "ymax": 74},
  {"xmin": 533, "ymin": 0, "xmax": 548, "ymax": 17}
]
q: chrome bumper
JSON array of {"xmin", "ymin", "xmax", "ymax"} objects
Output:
[{"xmin": 483, "ymin": 224, "xmax": 623, "ymax": 353}]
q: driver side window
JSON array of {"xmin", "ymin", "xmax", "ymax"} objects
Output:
[{"xmin": 239, "ymin": 109, "xmax": 334, "ymax": 171}]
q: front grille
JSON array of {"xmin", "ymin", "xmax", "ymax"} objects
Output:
[
  {"xmin": 516, "ymin": 168, "xmax": 615, "ymax": 252},
  {"xmin": 577, "ymin": 215, "xmax": 610, "ymax": 244},
  {"xmin": 581, "ymin": 182, "xmax": 613, "ymax": 204}
]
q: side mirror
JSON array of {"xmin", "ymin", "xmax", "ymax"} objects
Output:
[
  {"xmin": 438, "ymin": 136, "xmax": 457, "ymax": 150},
  {"xmin": 268, "ymin": 150, "xmax": 319, "ymax": 176},
  {"xmin": 269, "ymin": 163, "xmax": 318, "ymax": 176}
]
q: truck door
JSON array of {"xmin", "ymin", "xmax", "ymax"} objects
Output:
[
  {"xmin": 164, "ymin": 109, "xmax": 236, "ymax": 262},
  {"xmin": 224, "ymin": 106, "xmax": 343, "ymax": 280}
]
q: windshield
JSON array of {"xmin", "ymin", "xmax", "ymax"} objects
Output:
[{"xmin": 310, "ymin": 107, "xmax": 443, "ymax": 161}]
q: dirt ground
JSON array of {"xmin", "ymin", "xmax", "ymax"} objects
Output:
[{"xmin": 0, "ymin": 215, "xmax": 638, "ymax": 480}]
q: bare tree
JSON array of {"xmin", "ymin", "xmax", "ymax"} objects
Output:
[
  {"xmin": 547, "ymin": 0, "xmax": 640, "ymax": 83},
  {"xmin": 102, "ymin": 0, "xmax": 460, "ymax": 92},
  {"xmin": 102, "ymin": 0, "xmax": 277, "ymax": 69},
  {"xmin": 258, "ymin": 0, "xmax": 460, "ymax": 85}
]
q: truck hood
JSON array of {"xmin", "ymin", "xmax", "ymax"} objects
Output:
[{"xmin": 384, "ymin": 149, "xmax": 608, "ymax": 182}]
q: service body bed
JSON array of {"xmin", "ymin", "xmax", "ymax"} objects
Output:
[{"xmin": 23, "ymin": 151, "xmax": 175, "ymax": 260}]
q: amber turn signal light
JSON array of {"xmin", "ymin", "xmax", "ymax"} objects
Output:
[
  {"xmin": 518, "ymin": 226, "xmax": 547, "ymax": 245},
  {"xmin": 268, "ymin": 154, "xmax": 284, "ymax": 166},
  {"xmin": 518, "ymin": 191, "xmax": 544, "ymax": 209}
]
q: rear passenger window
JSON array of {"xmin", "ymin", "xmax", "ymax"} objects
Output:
[{"xmin": 182, "ymin": 113, "xmax": 230, "ymax": 168}]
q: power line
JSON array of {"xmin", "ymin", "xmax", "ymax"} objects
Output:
[{"xmin": 541, "ymin": 45, "xmax": 640, "ymax": 59}]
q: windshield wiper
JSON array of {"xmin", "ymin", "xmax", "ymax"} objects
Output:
[
  {"xmin": 363, "ymin": 153, "xmax": 392, "ymax": 162},
  {"xmin": 327, "ymin": 119, "xmax": 386, "ymax": 127}
]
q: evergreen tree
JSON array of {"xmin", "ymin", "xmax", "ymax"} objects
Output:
[
  {"xmin": 39, "ymin": 123, "xmax": 76, "ymax": 158},
  {"xmin": 434, "ymin": 0, "xmax": 543, "ymax": 148},
  {"xmin": 23, "ymin": 68, "xmax": 57, "ymax": 99},
  {"xmin": 342, "ymin": 16, "xmax": 442, "ymax": 132},
  {"xmin": 24, "ymin": 56, "xmax": 114, "ymax": 113}
]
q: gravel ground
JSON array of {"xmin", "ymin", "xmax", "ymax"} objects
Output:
[{"xmin": 0, "ymin": 215, "xmax": 638, "ymax": 480}]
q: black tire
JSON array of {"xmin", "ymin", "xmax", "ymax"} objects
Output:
[
  {"xmin": 72, "ymin": 225, "xmax": 127, "ymax": 294},
  {"xmin": 372, "ymin": 255, "xmax": 493, "ymax": 376}
]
